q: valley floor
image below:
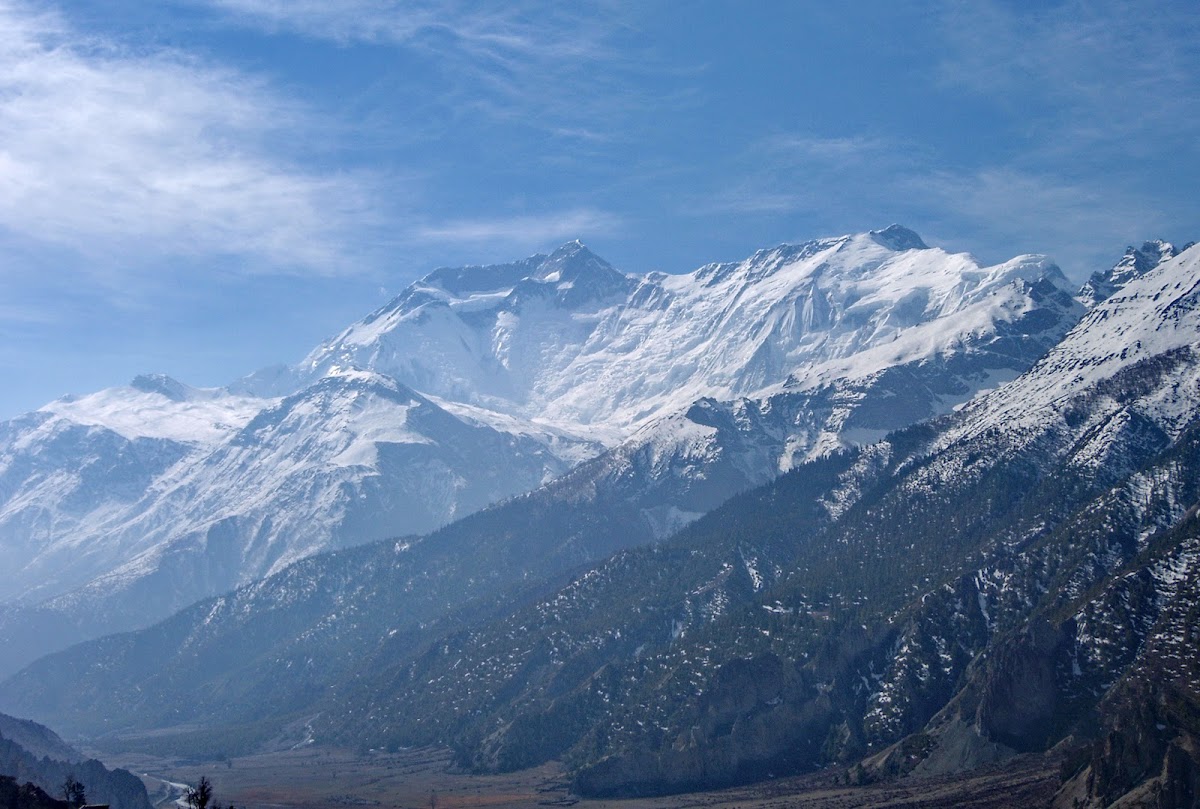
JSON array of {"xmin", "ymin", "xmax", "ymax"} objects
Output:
[{"xmin": 94, "ymin": 745, "xmax": 1063, "ymax": 809}]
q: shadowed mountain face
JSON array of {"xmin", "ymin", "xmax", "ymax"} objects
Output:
[
  {"xmin": 0, "ymin": 710, "xmax": 80, "ymax": 763},
  {"xmin": 2, "ymin": 242, "xmax": 1197, "ymax": 808},
  {"xmin": 0, "ymin": 712, "xmax": 151, "ymax": 809},
  {"xmin": 0, "ymin": 228, "xmax": 1082, "ymax": 677}
]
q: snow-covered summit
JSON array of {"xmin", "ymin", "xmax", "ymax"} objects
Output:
[
  {"xmin": 129, "ymin": 373, "xmax": 191, "ymax": 401},
  {"xmin": 530, "ymin": 240, "xmax": 613, "ymax": 280},
  {"xmin": 287, "ymin": 228, "xmax": 1074, "ymax": 442},
  {"xmin": 869, "ymin": 223, "xmax": 929, "ymax": 251},
  {"xmin": 1078, "ymin": 239, "xmax": 1188, "ymax": 306},
  {"xmin": 38, "ymin": 376, "xmax": 266, "ymax": 444}
]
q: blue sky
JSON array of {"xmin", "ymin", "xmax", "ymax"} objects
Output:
[{"xmin": 1, "ymin": 0, "xmax": 1197, "ymax": 418}]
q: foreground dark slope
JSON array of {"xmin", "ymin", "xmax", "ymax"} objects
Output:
[
  {"xmin": 0, "ymin": 712, "xmax": 151, "ymax": 809},
  {"xmin": 311, "ymin": 353, "xmax": 1200, "ymax": 801},
  {"xmin": 319, "ymin": 244, "xmax": 1200, "ymax": 803}
]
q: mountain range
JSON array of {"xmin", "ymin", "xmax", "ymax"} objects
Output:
[
  {"xmin": 1, "ymin": 229, "xmax": 1197, "ymax": 807},
  {"xmin": 0, "ymin": 226, "xmax": 1083, "ymax": 676}
]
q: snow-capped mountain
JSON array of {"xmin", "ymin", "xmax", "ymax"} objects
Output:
[
  {"xmin": 7, "ymin": 241, "xmax": 1197, "ymax": 806},
  {"xmin": 0, "ymin": 376, "xmax": 266, "ymax": 605},
  {"xmin": 281, "ymin": 227, "xmax": 1076, "ymax": 441},
  {"xmin": 0, "ymin": 371, "xmax": 571, "ymax": 676},
  {"xmin": 273, "ymin": 225, "xmax": 1083, "ymax": 541},
  {"xmin": 0, "ymin": 226, "xmax": 1082, "ymax": 675}
]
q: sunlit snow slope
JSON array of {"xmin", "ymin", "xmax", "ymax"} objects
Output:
[{"xmin": 287, "ymin": 227, "xmax": 1077, "ymax": 441}]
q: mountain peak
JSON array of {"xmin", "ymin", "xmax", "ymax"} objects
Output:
[
  {"xmin": 535, "ymin": 240, "xmax": 612, "ymax": 280},
  {"xmin": 1078, "ymin": 238, "xmax": 1182, "ymax": 306},
  {"xmin": 869, "ymin": 224, "xmax": 928, "ymax": 252},
  {"xmin": 545, "ymin": 239, "xmax": 590, "ymax": 263},
  {"xmin": 129, "ymin": 373, "xmax": 190, "ymax": 401},
  {"xmin": 528, "ymin": 243, "xmax": 632, "ymax": 310},
  {"xmin": 555, "ymin": 238, "xmax": 587, "ymax": 252}
]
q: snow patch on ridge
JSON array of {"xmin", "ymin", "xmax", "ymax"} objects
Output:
[
  {"xmin": 41, "ymin": 382, "xmax": 270, "ymax": 443},
  {"xmin": 945, "ymin": 244, "xmax": 1200, "ymax": 453}
]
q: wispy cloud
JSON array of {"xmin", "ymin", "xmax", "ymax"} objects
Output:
[
  {"xmin": 903, "ymin": 167, "xmax": 1168, "ymax": 273},
  {"xmin": 187, "ymin": 0, "xmax": 666, "ymax": 142},
  {"xmin": 701, "ymin": 132, "xmax": 1169, "ymax": 278},
  {"xmin": 0, "ymin": 0, "xmax": 377, "ymax": 278},
  {"xmin": 414, "ymin": 208, "xmax": 621, "ymax": 247},
  {"xmin": 936, "ymin": 0, "xmax": 1200, "ymax": 156},
  {"xmin": 700, "ymin": 134, "xmax": 922, "ymax": 218},
  {"xmin": 757, "ymin": 135, "xmax": 901, "ymax": 166},
  {"xmin": 198, "ymin": 0, "xmax": 598, "ymax": 55}
]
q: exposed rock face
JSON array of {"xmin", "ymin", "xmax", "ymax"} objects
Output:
[
  {"xmin": 572, "ymin": 653, "xmax": 828, "ymax": 797},
  {"xmin": 1077, "ymin": 240, "xmax": 1184, "ymax": 306},
  {"xmin": 974, "ymin": 622, "xmax": 1067, "ymax": 752}
]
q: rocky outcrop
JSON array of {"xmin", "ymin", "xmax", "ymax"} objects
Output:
[{"xmin": 571, "ymin": 654, "xmax": 819, "ymax": 796}]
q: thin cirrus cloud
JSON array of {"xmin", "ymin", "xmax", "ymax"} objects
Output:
[
  {"xmin": 189, "ymin": 0, "xmax": 659, "ymax": 137},
  {"xmin": 197, "ymin": 0, "xmax": 582, "ymax": 51},
  {"xmin": 699, "ymin": 135, "xmax": 921, "ymax": 218},
  {"xmin": 703, "ymin": 133, "xmax": 1166, "ymax": 279},
  {"xmin": 414, "ymin": 209, "xmax": 622, "ymax": 247},
  {"xmin": 0, "ymin": 0, "xmax": 377, "ymax": 279},
  {"xmin": 902, "ymin": 168, "xmax": 1167, "ymax": 275},
  {"xmin": 935, "ymin": 0, "xmax": 1200, "ymax": 154}
]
